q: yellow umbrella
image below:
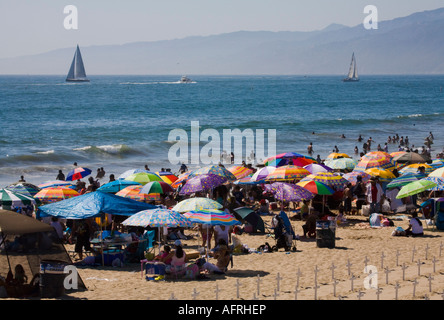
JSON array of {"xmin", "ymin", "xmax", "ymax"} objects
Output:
[
  {"xmin": 327, "ymin": 153, "xmax": 351, "ymax": 159},
  {"xmin": 364, "ymin": 168, "xmax": 396, "ymax": 182}
]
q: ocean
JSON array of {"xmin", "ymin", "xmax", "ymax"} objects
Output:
[{"xmin": 0, "ymin": 74, "xmax": 443, "ymax": 187}]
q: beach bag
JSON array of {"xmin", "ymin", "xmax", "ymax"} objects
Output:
[{"xmin": 185, "ymin": 263, "xmax": 200, "ymax": 279}]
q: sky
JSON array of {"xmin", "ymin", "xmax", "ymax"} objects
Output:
[{"xmin": 0, "ymin": 0, "xmax": 443, "ymax": 59}]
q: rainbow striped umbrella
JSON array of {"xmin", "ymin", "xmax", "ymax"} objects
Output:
[
  {"xmin": 179, "ymin": 174, "xmax": 227, "ymax": 195},
  {"xmin": 183, "ymin": 209, "xmax": 240, "ymax": 226},
  {"xmin": 172, "ymin": 197, "xmax": 223, "ymax": 213},
  {"xmin": 124, "ymin": 172, "xmax": 162, "ymax": 185},
  {"xmin": 6, "ymin": 183, "xmax": 41, "ymax": 197},
  {"xmin": 299, "ymin": 172, "xmax": 349, "ymax": 191},
  {"xmin": 38, "ymin": 180, "xmax": 75, "ymax": 189},
  {"xmin": 66, "ymin": 167, "xmax": 92, "ymax": 181},
  {"xmin": 116, "ymin": 185, "xmax": 160, "ymax": 202},
  {"xmin": 296, "ymin": 180, "xmax": 335, "ymax": 195},
  {"xmin": 264, "ymin": 152, "xmax": 316, "ymax": 167},
  {"xmin": 421, "ymin": 177, "xmax": 444, "ymax": 191},
  {"xmin": 34, "ymin": 187, "xmax": 80, "ymax": 203},
  {"xmin": 156, "ymin": 171, "xmax": 179, "ymax": 185},
  {"xmin": 189, "ymin": 165, "xmax": 237, "ymax": 181},
  {"xmin": 265, "ymin": 182, "xmax": 314, "ymax": 201},
  {"xmin": 0, "ymin": 189, "xmax": 37, "ymax": 209},
  {"xmin": 365, "ymin": 168, "xmax": 396, "ymax": 182},
  {"xmin": 122, "ymin": 208, "xmax": 192, "ymax": 228},
  {"xmin": 399, "ymin": 163, "xmax": 434, "ymax": 175},
  {"xmin": 265, "ymin": 165, "xmax": 310, "ymax": 181},
  {"xmin": 355, "ymin": 151, "xmax": 395, "ymax": 172},
  {"xmin": 429, "ymin": 167, "xmax": 444, "ymax": 178},
  {"xmin": 139, "ymin": 181, "xmax": 174, "ymax": 195},
  {"xmin": 342, "ymin": 171, "xmax": 372, "ymax": 186},
  {"xmin": 228, "ymin": 166, "xmax": 254, "ymax": 180}
]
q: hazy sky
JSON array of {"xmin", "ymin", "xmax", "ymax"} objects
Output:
[{"xmin": 0, "ymin": 0, "xmax": 443, "ymax": 59}]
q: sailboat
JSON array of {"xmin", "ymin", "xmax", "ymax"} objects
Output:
[
  {"xmin": 343, "ymin": 52, "xmax": 359, "ymax": 82},
  {"xmin": 66, "ymin": 45, "xmax": 89, "ymax": 82}
]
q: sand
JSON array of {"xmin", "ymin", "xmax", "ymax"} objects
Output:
[{"xmin": 62, "ymin": 213, "xmax": 444, "ymax": 301}]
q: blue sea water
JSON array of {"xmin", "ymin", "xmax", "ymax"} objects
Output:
[{"xmin": 0, "ymin": 74, "xmax": 443, "ymax": 187}]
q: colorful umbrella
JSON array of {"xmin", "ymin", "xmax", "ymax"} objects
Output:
[
  {"xmin": 327, "ymin": 153, "xmax": 351, "ymax": 159},
  {"xmin": 179, "ymin": 174, "xmax": 227, "ymax": 195},
  {"xmin": 399, "ymin": 163, "xmax": 434, "ymax": 175},
  {"xmin": 38, "ymin": 180, "xmax": 75, "ymax": 189},
  {"xmin": 117, "ymin": 169, "xmax": 150, "ymax": 180},
  {"xmin": 299, "ymin": 172, "xmax": 349, "ymax": 191},
  {"xmin": 264, "ymin": 152, "xmax": 316, "ymax": 167},
  {"xmin": 171, "ymin": 171, "xmax": 192, "ymax": 188},
  {"xmin": 183, "ymin": 209, "xmax": 241, "ymax": 226},
  {"xmin": 97, "ymin": 180, "xmax": 141, "ymax": 193},
  {"xmin": 34, "ymin": 187, "xmax": 80, "ymax": 203},
  {"xmin": 324, "ymin": 158, "xmax": 358, "ymax": 171},
  {"xmin": 296, "ymin": 180, "xmax": 335, "ymax": 195},
  {"xmin": 354, "ymin": 151, "xmax": 395, "ymax": 172},
  {"xmin": 265, "ymin": 165, "xmax": 310, "ymax": 181},
  {"xmin": 0, "ymin": 189, "xmax": 37, "ymax": 209},
  {"xmin": 124, "ymin": 172, "xmax": 162, "ymax": 185},
  {"xmin": 364, "ymin": 168, "xmax": 396, "ymax": 182},
  {"xmin": 396, "ymin": 180, "xmax": 438, "ymax": 199},
  {"xmin": 172, "ymin": 197, "xmax": 223, "ymax": 213},
  {"xmin": 429, "ymin": 167, "xmax": 444, "ymax": 178},
  {"xmin": 139, "ymin": 181, "xmax": 175, "ymax": 195},
  {"xmin": 115, "ymin": 185, "xmax": 160, "ymax": 202},
  {"xmin": 6, "ymin": 183, "xmax": 41, "ymax": 197},
  {"xmin": 188, "ymin": 165, "xmax": 237, "ymax": 181},
  {"xmin": 386, "ymin": 174, "xmax": 419, "ymax": 189},
  {"xmin": 66, "ymin": 167, "xmax": 92, "ymax": 181},
  {"xmin": 303, "ymin": 163, "xmax": 332, "ymax": 174},
  {"xmin": 421, "ymin": 177, "xmax": 444, "ymax": 191},
  {"xmin": 342, "ymin": 171, "xmax": 372, "ymax": 186},
  {"xmin": 156, "ymin": 171, "xmax": 179, "ymax": 185},
  {"xmin": 227, "ymin": 166, "xmax": 254, "ymax": 180},
  {"xmin": 122, "ymin": 208, "xmax": 192, "ymax": 228},
  {"xmin": 430, "ymin": 159, "xmax": 444, "ymax": 169},
  {"xmin": 265, "ymin": 182, "xmax": 314, "ymax": 201},
  {"xmin": 250, "ymin": 166, "xmax": 276, "ymax": 182},
  {"xmin": 233, "ymin": 175, "xmax": 260, "ymax": 185}
]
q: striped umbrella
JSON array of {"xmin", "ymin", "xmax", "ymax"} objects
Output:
[
  {"xmin": 6, "ymin": 183, "xmax": 41, "ymax": 197},
  {"xmin": 250, "ymin": 166, "xmax": 276, "ymax": 182},
  {"xmin": 124, "ymin": 172, "xmax": 162, "ymax": 185},
  {"xmin": 303, "ymin": 163, "xmax": 332, "ymax": 174},
  {"xmin": 430, "ymin": 159, "xmax": 444, "ymax": 169},
  {"xmin": 265, "ymin": 165, "xmax": 310, "ymax": 182},
  {"xmin": 122, "ymin": 208, "xmax": 192, "ymax": 228},
  {"xmin": 139, "ymin": 181, "xmax": 175, "ymax": 195},
  {"xmin": 429, "ymin": 167, "xmax": 444, "ymax": 178},
  {"xmin": 355, "ymin": 151, "xmax": 395, "ymax": 172},
  {"xmin": 299, "ymin": 172, "xmax": 349, "ymax": 191},
  {"xmin": 116, "ymin": 185, "xmax": 160, "ymax": 202},
  {"xmin": 189, "ymin": 165, "xmax": 237, "ymax": 181},
  {"xmin": 38, "ymin": 180, "xmax": 75, "ymax": 189},
  {"xmin": 390, "ymin": 151, "xmax": 407, "ymax": 158},
  {"xmin": 117, "ymin": 169, "xmax": 150, "ymax": 180},
  {"xmin": 97, "ymin": 180, "xmax": 141, "ymax": 193},
  {"xmin": 265, "ymin": 182, "xmax": 314, "ymax": 201},
  {"xmin": 179, "ymin": 174, "xmax": 228, "ymax": 195},
  {"xmin": 365, "ymin": 168, "xmax": 396, "ymax": 182},
  {"xmin": 66, "ymin": 167, "xmax": 92, "ymax": 181},
  {"xmin": 324, "ymin": 158, "xmax": 358, "ymax": 171},
  {"xmin": 156, "ymin": 171, "xmax": 179, "ymax": 185},
  {"xmin": 386, "ymin": 174, "xmax": 419, "ymax": 189},
  {"xmin": 228, "ymin": 166, "xmax": 254, "ymax": 180},
  {"xmin": 327, "ymin": 153, "xmax": 351, "ymax": 159},
  {"xmin": 396, "ymin": 180, "xmax": 437, "ymax": 199},
  {"xmin": 171, "ymin": 171, "xmax": 192, "ymax": 188},
  {"xmin": 233, "ymin": 174, "xmax": 260, "ymax": 185},
  {"xmin": 264, "ymin": 152, "xmax": 316, "ymax": 167},
  {"xmin": 421, "ymin": 177, "xmax": 444, "ymax": 191},
  {"xmin": 342, "ymin": 171, "xmax": 372, "ymax": 186},
  {"xmin": 183, "ymin": 209, "xmax": 241, "ymax": 226},
  {"xmin": 34, "ymin": 187, "xmax": 80, "ymax": 203},
  {"xmin": 0, "ymin": 189, "xmax": 37, "ymax": 209},
  {"xmin": 399, "ymin": 163, "xmax": 434, "ymax": 175},
  {"xmin": 296, "ymin": 180, "xmax": 335, "ymax": 195},
  {"xmin": 172, "ymin": 197, "xmax": 223, "ymax": 213}
]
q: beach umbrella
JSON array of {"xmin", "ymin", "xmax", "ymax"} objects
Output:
[
  {"xmin": 156, "ymin": 171, "xmax": 179, "ymax": 185},
  {"xmin": 139, "ymin": 181, "xmax": 175, "ymax": 195},
  {"xmin": 34, "ymin": 187, "xmax": 80, "ymax": 203},
  {"xmin": 342, "ymin": 171, "xmax": 372, "ymax": 186},
  {"xmin": 299, "ymin": 172, "xmax": 349, "ymax": 191},
  {"xmin": 429, "ymin": 167, "xmax": 444, "ymax": 178},
  {"xmin": 172, "ymin": 197, "xmax": 223, "ymax": 213},
  {"xmin": 250, "ymin": 166, "xmax": 276, "ymax": 182},
  {"xmin": 390, "ymin": 151, "xmax": 407, "ymax": 158},
  {"xmin": 233, "ymin": 175, "xmax": 261, "ymax": 185},
  {"xmin": 303, "ymin": 163, "xmax": 332, "ymax": 174},
  {"xmin": 265, "ymin": 165, "xmax": 310, "ymax": 182},
  {"xmin": 183, "ymin": 209, "xmax": 241, "ymax": 226},
  {"xmin": 430, "ymin": 159, "xmax": 444, "ymax": 169},
  {"xmin": 327, "ymin": 152, "xmax": 351, "ymax": 159},
  {"xmin": 265, "ymin": 182, "xmax": 314, "ymax": 202},
  {"xmin": 396, "ymin": 180, "xmax": 438, "ymax": 199},
  {"xmin": 179, "ymin": 174, "xmax": 228, "ymax": 195},
  {"xmin": 118, "ymin": 169, "xmax": 151, "ymax": 180},
  {"xmin": 227, "ymin": 166, "xmax": 254, "ymax": 180},
  {"xmin": 355, "ymin": 151, "xmax": 395, "ymax": 172},
  {"xmin": 124, "ymin": 172, "xmax": 162, "ymax": 185},
  {"xmin": 188, "ymin": 165, "xmax": 237, "ymax": 181},
  {"xmin": 6, "ymin": 183, "xmax": 41, "ymax": 197},
  {"xmin": 115, "ymin": 185, "xmax": 160, "ymax": 202},
  {"xmin": 264, "ymin": 152, "xmax": 316, "ymax": 167},
  {"xmin": 421, "ymin": 177, "xmax": 444, "ymax": 191},
  {"xmin": 38, "ymin": 180, "xmax": 75, "ymax": 189},
  {"xmin": 296, "ymin": 180, "xmax": 335, "ymax": 195},
  {"xmin": 171, "ymin": 171, "xmax": 192, "ymax": 188},
  {"xmin": 97, "ymin": 180, "xmax": 142, "ymax": 193},
  {"xmin": 392, "ymin": 152, "xmax": 430, "ymax": 165},
  {"xmin": 386, "ymin": 174, "xmax": 419, "ymax": 189},
  {"xmin": 364, "ymin": 168, "xmax": 396, "ymax": 182},
  {"xmin": 122, "ymin": 208, "xmax": 192, "ymax": 228},
  {"xmin": 0, "ymin": 189, "xmax": 37, "ymax": 209},
  {"xmin": 66, "ymin": 167, "xmax": 92, "ymax": 181},
  {"xmin": 399, "ymin": 163, "xmax": 434, "ymax": 175},
  {"xmin": 324, "ymin": 158, "xmax": 358, "ymax": 171}
]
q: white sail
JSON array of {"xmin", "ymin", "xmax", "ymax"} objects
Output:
[
  {"xmin": 344, "ymin": 53, "xmax": 359, "ymax": 82},
  {"xmin": 66, "ymin": 45, "xmax": 89, "ymax": 82}
]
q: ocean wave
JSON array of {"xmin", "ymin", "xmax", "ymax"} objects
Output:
[{"xmin": 73, "ymin": 144, "xmax": 144, "ymax": 156}]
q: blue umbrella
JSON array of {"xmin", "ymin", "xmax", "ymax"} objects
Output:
[
  {"xmin": 98, "ymin": 180, "xmax": 142, "ymax": 193},
  {"xmin": 422, "ymin": 177, "xmax": 444, "ymax": 191},
  {"xmin": 386, "ymin": 174, "xmax": 419, "ymax": 189}
]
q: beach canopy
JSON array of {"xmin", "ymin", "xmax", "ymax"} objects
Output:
[
  {"xmin": 0, "ymin": 209, "xmax": 54, "ymax": 235},
  {"xmin": 37, "ymin": 191, "xmax": 157, "ymax": 219}
]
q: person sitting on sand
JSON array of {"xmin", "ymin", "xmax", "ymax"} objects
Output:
[
  {"xmin": 203, "ymin": 239, "xmax": 232, "ymax": 274},
  {"xmin": 405, "ymin": 211, "xmax": 424, "ymax": 237},
  {"xmin": 302, "ymin": 211, "xmax": 318, "ymax": 238}
]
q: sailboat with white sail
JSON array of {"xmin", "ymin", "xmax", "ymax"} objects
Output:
[
  {"xmin": 343, "ymin": 52, "xmax": 359, "ymax": 82},
  {"xmin": 66, "ymin": 45, "xmax": 89, "ymax": 82}
]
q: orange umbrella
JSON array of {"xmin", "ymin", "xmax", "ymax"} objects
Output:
[
  {"xmin": 228, "ymin": 166, "xmax": 254, "ymax": 180},
  {"xmin": 34, "ymin": 187, "xmax": 80, "ymax": 203},
  {"xmin": 116, "ymin": 185, "xmax": 160, "ymax": 202},
  {"xmin": 265, "ymin": 165, "xmax": 310, "ymax": 181}
]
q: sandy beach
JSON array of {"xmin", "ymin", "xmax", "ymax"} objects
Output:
[{"xmin": 61, "ymin": 212, "xmax": 443, "ymax": 301}]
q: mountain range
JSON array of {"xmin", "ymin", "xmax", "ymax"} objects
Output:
[{"xmin": 1, "ymin": 7, "xmax": 444, "ymax": 75}]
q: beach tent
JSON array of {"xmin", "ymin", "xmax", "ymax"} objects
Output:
[
  {"xmin": 37, "ymin": 191, "xmax": 157, "ymax": 219},
  {"xmin": 233, "ymin": 207, "xmax": 265, "ymax": 233}
]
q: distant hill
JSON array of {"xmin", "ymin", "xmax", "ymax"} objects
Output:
[{"xmin": 1, "ymin": 7, "xmax": 444, "ymax": 75}]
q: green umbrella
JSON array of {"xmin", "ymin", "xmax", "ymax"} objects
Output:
[
  {"xmin": 396, "ymin": 180, "xmax": 437, "ymax": 199},
  {"xmin": 172, "ymin": 197, "xmax": 223, "ymax": 213}
]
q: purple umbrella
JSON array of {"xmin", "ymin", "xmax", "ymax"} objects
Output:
[
  {"xmin": 303, "ymin": 163, "xmax": 333, "ymax": 174},
  {"xmin": 179, "ymin": 174, "xmax": 228, "ymax": 195},
  {"xmin": 266, "ymin": 182, "xmax": 314, "ymax": 202}
]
